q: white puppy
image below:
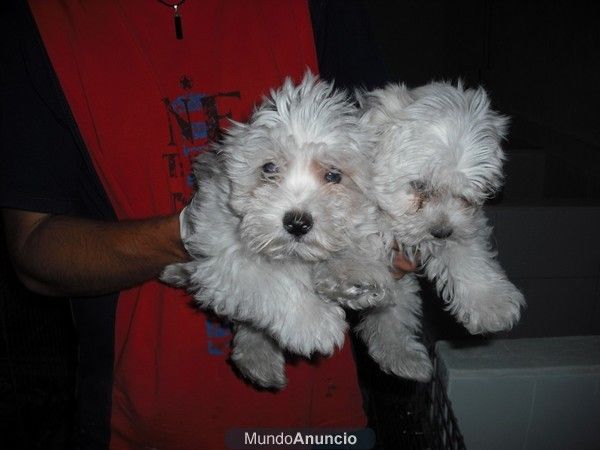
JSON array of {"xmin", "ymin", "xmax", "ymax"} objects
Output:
[
  {"xmin": 354, "ymin": 81, "xmax": 526, "ymax": 381},
  {"xmin": 162, "ymin": 73, "xmax": 388, "ymax": 388}
]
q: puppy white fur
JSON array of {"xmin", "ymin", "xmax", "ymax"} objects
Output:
[
  {"xmin": 356, "ymin": 81, "xmax": 526, "ymax": 380},
  {"xmin": 162, "ymin": 73, "xmax": 388, "ymax": 388}
]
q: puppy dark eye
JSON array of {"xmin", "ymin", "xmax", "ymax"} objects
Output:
[
  {"xmin": 410, "ymin": 180, "xmax": 426, "ymax": 191},
  {"xmin": 325, "ymin": 169, "xmax": 342, "ymax": 184},
  {"xmin": 262, "ymin": 162, "xmax": 278, "ymax": 174},
  {"xmin": 459, "ymin": 196, "xmax": 474, "ymax": 207}
]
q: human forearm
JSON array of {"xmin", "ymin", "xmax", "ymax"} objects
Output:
[{"xmin": 2, "ymin": 209, "xmax": 189, "ymax": 297}]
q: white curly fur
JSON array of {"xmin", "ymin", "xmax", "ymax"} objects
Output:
[{"xmin": 161, "ymin": 72, "xmax": 390, "ymax": 388}]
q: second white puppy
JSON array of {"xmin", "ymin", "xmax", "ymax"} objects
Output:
[{"xmin": 355, "ymin": 82, "xmax": 526, "ymax": 381}]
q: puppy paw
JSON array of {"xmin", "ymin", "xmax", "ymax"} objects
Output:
[
  {"xmin": 315, "ymin": 277, "xmax": 386, "ymax": 310},
  {"xmin": 370, "ymin": 340, "xmax": 433, "ymax": 382},
  {"xmin": 231, "ymin": 340, "xmax": 287, "ymax": 390},
  {"xmin": 277, "ymin": 304, "xmax": 347, "ymax": 357},
  {"xmin": 454, "ymin": 283, "xmax": 525, "ymax": 334}
]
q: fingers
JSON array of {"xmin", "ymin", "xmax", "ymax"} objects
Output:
[{"xmin": 391, "ymin": 251, "xmax": 418, "ymax": 279}]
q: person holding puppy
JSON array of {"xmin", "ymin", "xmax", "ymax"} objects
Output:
[{"xmin": 0, "ymin": 1, "xmax": 412, "ymax": 448}]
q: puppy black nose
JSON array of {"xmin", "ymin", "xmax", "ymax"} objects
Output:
[
  {"xmin": 283, "ymin": 211, "xmax": 313, "ymax": 237},
  {"xmin": 430, "ymin": 226, "xmax": 453, "ymax": 239}
]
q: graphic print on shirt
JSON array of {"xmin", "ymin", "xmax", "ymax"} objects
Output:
[
  {"xmin": 161, "ymin": 75, "xmax": 241, "ymax": 210},
  {"xmin": 162, "ymin": 75, "xmax": 241, "ymax": 355}
]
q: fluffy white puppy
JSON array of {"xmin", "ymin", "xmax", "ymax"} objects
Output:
[
  {"xmin": 355, "ymin": 81, "xmax": 526, "ymax": 381},
  {"xmin": 162, "ymin": 73, "xmax": 388, "ymax": 388}
]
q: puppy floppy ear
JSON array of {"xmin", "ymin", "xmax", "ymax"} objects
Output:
[
  {"xmin": 460, "ymin": 86, "xmax": 511, "ymax": 196},
  {"xmin": 192, "ymin": 150, "xmax": 222, "ymax": 182},
  {"xmin": 468, "ymin": 86, "xmax": 510, "ymax": 142}
]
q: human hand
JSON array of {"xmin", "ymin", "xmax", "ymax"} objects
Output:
[
  {"xmin": 178, "ymin": 204, "xmax": 193, "ymax": 243},
  {"xmin": 391, "ymin": 250, "xmax": 418, "ymax": 279},
  {"xmin": 178, "ymin": 186, "xmax": 205, "ymax": 257}
]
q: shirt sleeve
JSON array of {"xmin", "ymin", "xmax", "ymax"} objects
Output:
[{"xmin": 0, "ymin": 0, "xmax": 113, "ymax": 220}]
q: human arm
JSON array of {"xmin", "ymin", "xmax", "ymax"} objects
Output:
[{"xmin": 2, "ymin": 209, "xmax": 190, "ymax": 297}]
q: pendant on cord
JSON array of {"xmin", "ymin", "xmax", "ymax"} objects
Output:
[
  {"xmin": 174, "ymin": 5, "xmax": 183, "ymax": 40},
  {"xmin": 158, "ymin": 0, "xmax": 186, "ymax": 40}
]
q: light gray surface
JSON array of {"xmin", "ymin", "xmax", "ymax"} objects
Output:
[
  {"xmin": 436, "ymin": 336, "xmax": 600, "ymax": 450},
  {"xmin": 437, "ymin": 336, "xmax": 600, "ymax": 376}
]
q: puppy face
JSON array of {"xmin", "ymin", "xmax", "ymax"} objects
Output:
[
  {"xmin": 361, "ymin": 82, "xmax": 508, "ymax": 249},
  {"xmin": 219, "ymin": 72, "xmax": 373, "ymax": 261}
]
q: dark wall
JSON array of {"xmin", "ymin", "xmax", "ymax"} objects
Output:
[
  {"xmin": 0, "ymin": 219, "xmax": 76, "ymax": 449},
  {"xmin": 363, "ymin": 0, "xmax": 489, "ymax": 87},
  {"xmin": 363, "ymin": 1, "xmax": 600, "ymax": 155},
  {"xmin": 485, "ymin": 2, "xmax": 600, "ymax": 148}
]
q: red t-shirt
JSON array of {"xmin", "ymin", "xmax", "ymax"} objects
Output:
[{"xmin": 28, "ymin": 1, "xmax": 366, "ymax": 448}]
